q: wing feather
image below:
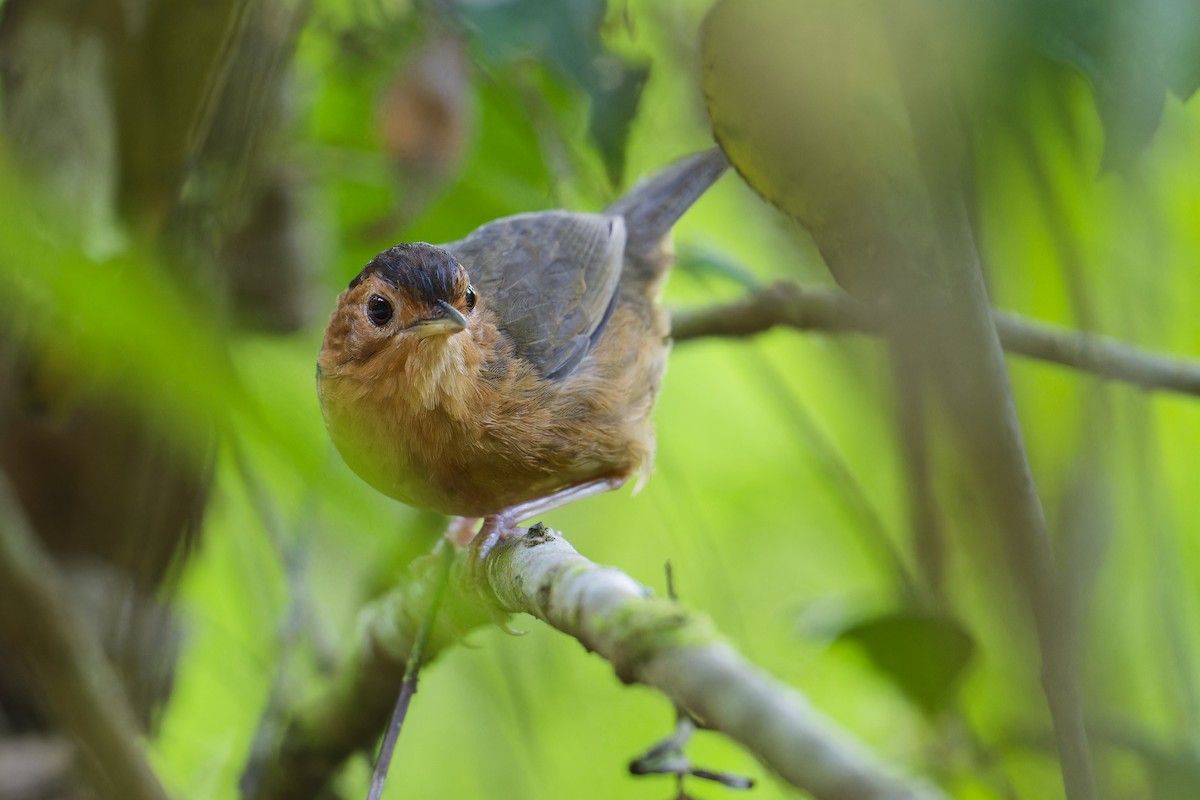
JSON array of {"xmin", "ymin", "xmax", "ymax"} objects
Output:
[{"xmin": 445, "ymin": 211, "xmax": 625, "ymax": 379}]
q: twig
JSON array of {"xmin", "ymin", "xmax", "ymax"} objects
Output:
[
  {"xmin": 0, "ymin": 474, "xmax": 167, "ymax": 800},
  {"xmin": 243, "ymin": 547, "xmax": 493, "ymax": 800},
  {"xmin": 481, "ymin": 524, "xmax": 946, "ymax": 800},
  {"xmin": 888, "ymin": 342, "xmax": 946, "ymax": 606},
  {"xmin": 235, "ymin": 444, "xmax": 336, "ymax": 798},
  {"xmin": 670, "ymin": 282, "xmax": 1200, "ymax": 397},
  {"xmin": 627, "ymin": 562, "xmax": 755, "ymax": 795},
  {"xmin": 367, "ymin": 542, "xmax": 454, "ymax": 800},
  {"xmin": 628, "ymin": 716, "xmax": 754, "ymax": 791}
]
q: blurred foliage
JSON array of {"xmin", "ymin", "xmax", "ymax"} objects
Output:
[
  {"xmin": 1, "ymin": 0, "xmax": 1200, "ymax": 799},
  {"xmin": 835, "ymin": 612, "xmax": 975, "ymax": 718},
  {"xmin": 458, "ymin": 0, "xmax": 649, "ymax": 184},
  {"xmin": 1030, "ymin": 0, "xmax": 1200, "ymax": 167}
]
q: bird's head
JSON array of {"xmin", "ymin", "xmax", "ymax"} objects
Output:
[{"xmin": 319, "ymin": 243, "xmax": 480, "ymax": 376}]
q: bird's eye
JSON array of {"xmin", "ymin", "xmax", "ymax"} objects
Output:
[
  {"xmin": 464, "ymin": 285, "xmax": 477, "ymax": 312},
  {"xmin": 366, "ymin": 294, "xmax": 393, "ymax": 326}
]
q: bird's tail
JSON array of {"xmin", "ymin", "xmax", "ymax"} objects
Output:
[{"xmin": 606, "ymin": 148, "xmax": 729, "ymax": 267}]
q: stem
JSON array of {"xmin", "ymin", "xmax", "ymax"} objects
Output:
[
  {"xmin": 670, "ymin": 282, "xmax": 1200, "ymax": 398},
  {"xmin": 367, "ymin": 543, "xmax": 455, "ymax": 800}
]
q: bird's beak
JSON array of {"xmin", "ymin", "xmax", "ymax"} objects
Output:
[{"xmin": 411, "ymin": 300, "xmax": 468, "ymax": 338}]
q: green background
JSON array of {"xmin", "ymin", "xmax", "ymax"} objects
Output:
[{"xmin": 2, "ymin": 0, "xmax": 1199, "ymax": 798}]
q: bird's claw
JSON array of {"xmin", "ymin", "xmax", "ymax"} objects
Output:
[
  {"xmin": 462, "ymin": 512, "xmax": 516, "ymax": 593},
  {"xmin": 471, "ymin": 515, "xmax": 510, "ymax": 560}
]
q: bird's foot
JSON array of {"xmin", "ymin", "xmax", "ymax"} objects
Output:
[
  {"xmin": 471, "ymin": 512, "xmax": 516, "ymax": 561},
  {"xmin": 461, "ymin": 512, "xmax": 517, "ymax": 592}
]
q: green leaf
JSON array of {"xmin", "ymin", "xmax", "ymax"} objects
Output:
[
  {"xmin": 457, "ymin": 0, "xmax": 647, "ymax": 183},
  {"xmin": 700, "ymin": 0, "xmax": 938, "ymax": 299},
  {"xmin": 836, "ymin": 612, "xmax": 975, "ymax": 716},
  {"xmin": 1032, "ymin": 0, "xmax": 1200, "ymax": 168}
]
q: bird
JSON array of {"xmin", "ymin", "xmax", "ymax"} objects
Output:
[{"xmin": 317, "ymin": 149, "xmax": 729, "ymax": 551}]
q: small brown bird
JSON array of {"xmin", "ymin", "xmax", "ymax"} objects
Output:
[{"xmin": 317, "ymin": 150, "xmax": 728, "ymax": 547}]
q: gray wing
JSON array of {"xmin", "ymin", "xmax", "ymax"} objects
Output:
[
  {"xmin": 605, "ymin": 148, "xmax": 728, "ymax": 258},
  {"xmin": 445, "ymin": 211, "xmax": 626, "ymax": 380}
]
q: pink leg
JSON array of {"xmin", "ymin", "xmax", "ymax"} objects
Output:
[
  {"xmin": 502, "ymin": 477, "xmax": 626, "ymax": 524},
  {"xmin": 445, "ymin": 516, "xmax": 480, "ymax": 546},
  {"xmin": 469, "ymin": 477, "xmax": 626, "ymax": 562}
]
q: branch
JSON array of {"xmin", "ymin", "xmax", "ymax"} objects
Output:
[
  {"xmin": 249, "ymin": 529, "xmax": 945, "ymax": 800},
  {"xmin": 0, "ymin": 474, "xmax": 167, "ymax": 800},
  {"xmin": 483, "ymin": 525, "xmax": 943, "ymax": 800},
  {"xmin": 670, "ymin": 282, "xmax": 1200, "ymax": 397}
]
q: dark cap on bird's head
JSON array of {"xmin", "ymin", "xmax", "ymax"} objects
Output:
[
  {"xmin": 350, "ymin": 242, "xmax": 463, "ymax": 306},
  {"xmin": 319, "ymin": 242, "xmax": 479, "ymax": 370}
]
